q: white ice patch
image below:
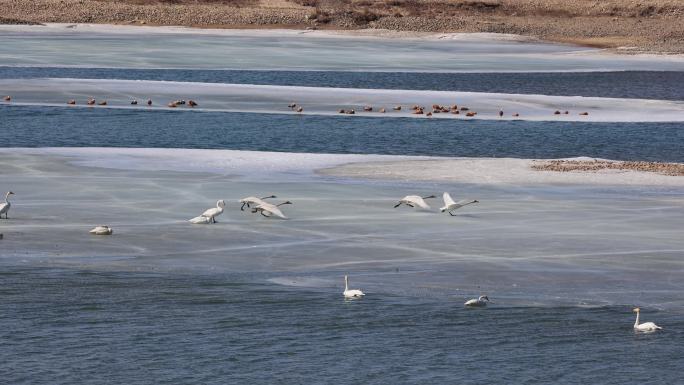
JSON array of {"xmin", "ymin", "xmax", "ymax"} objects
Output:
[
  {"xmin": 6, "ymin": 147, "xmax": 423, "ymax": 179},
  {"xmin": 1, "ymin": 24, "xmax": 684, "ymax": 72},
  {"xmin": 7, "ymin": 148, "xmax": 683, "ymax": 187},
  {"xmin": 3, "ymin": 78, "xmax": 684, "ymax": 122}
]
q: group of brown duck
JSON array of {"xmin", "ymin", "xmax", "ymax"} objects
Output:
[
  {"xmin": 289, "ymin": 101, "xmax": 590, "ymax": 118},
  {"xmin": 2, "ymin": 95, "xmax": 198, "ymax": 109},
  {"xmin": 2, "ymin": 95, "xmax": 589, "ymax": 117}
]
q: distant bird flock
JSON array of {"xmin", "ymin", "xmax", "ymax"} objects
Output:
[{"xmin": 1, "ymin": 95, "xmax": 592, "ymax": 118}]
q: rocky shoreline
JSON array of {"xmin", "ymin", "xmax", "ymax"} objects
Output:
[
  {"xmin": 1, "ymin": 0, "xmax": 683, "ymax": 54},
  {"xmin": 532, "ymin": 159, "xmax": 684, "ymax": 176}
]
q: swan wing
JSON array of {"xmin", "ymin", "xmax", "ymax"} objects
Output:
[
  {"xmin": 267, "ymin": 206, "xmax": 288, "ymax": 219},
  {"xmin": 240, "ymin": 196, "xmax": 263, "ymax": 205},
  {"xmin": 407, "ymin": 196, "xmax": 430, "ymax": 209},
  {"xmin": 443, "ymin": 192, "xmax": 456, "ymax": 206},
  {"xmin": 256, "ymin": 203, "xmax": 288, "ymax": 219},
  {"xmin": 452, "ymin": 200, "xmax": 472, "ymax": 209},
  {"xmin": 0, "ymin": 202, "xmax": 8, "ymax": 214},
  {"xmin": 201, "ymin": 207, "xmax": 222, "ymax": 217},
  {"xmin": 189, "ymin": 215, "xmax": 211, "ymax": 224}
]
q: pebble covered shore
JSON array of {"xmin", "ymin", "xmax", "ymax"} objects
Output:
[
  {"xmin": 1, "ymin": 0, "xmax": 683, "ymax": 54},
  {"xmin": 532, "ymin": 159, "xmax": 684, "ymax": 176}
]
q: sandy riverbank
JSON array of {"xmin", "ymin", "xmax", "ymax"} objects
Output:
[{"xmin": 1, "ymin": 0, "xmax": 683, "ymax": 54}]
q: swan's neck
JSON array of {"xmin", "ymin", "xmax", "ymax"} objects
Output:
[
  {"xmin": 344, "ymin": 276, "xmax": 349, "ymax": 291},
  {"xmin": 4, "ymin": 193, "xmax": 9, "ymax": 203},
  {"xmin": 634, "ymin": 311, "xmax": 640, "ymax": 327}
]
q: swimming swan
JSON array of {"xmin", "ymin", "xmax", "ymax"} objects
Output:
[
  {"xmin": 252, "ymin": 201, "xmax": 292, "ymax": 219},
  {"xmin": 343, "ymin": 275, "xmax": 365, "ymax": 299},
  {"xmin": 465, "ymin": 295, "xmax": 489, "ymax": 307},
  {"xmin": 0, "ymin": 191, "xmax": 14, "ymax": 219},
  {"xmin": 89, "ymin": 225, "xmax": 113, "ymax": 235},
  {"xmin": 394, "ymin": 195, "xmax": 436, "ymax": 210},
  {"xmin": 633, "ymin": 308, "xmax": 662, "ymax": 332},
  {"xmin": 440, "ymin": 192, "xmax": 479, "ymax": 216},
  {"xmin": 239, "ymin": 195, "xmax": 276, "ymax": 211}
]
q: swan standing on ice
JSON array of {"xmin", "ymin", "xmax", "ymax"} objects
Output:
[
  {"xmin": 343, "ymin": 275, "xmax": 365, "ymax": 299},
  {"xmin": 464, "ymin": 295, "xmax": 489, "ymax": 307},
  {"xmin": 252, "ymin": 201, "xmax": 292, "ymax": 219},
  {"xmin": 239, "ymin": 195, "xmax": 276, "ymax": 211},
  {"xmin": 89, "ymin": 225, "xmax": 113, "ymax": 235},
  {"xmin": 440, "ymin": 192, "xmax": 479, "ymax": 216},
  {"xmin": 633, "ymin": 308, "xmax": 662, "ymax": 332},
  {"xmin": 0, "ymin": 191, "xmax": 14, "ymax": 219},
  {"xmin": 189, "ymin": 200, "xmax": 225, "ymax": 224},
  {"xmin": 394, "ymin": 195, "xmax": 436, "ymax": 210}
]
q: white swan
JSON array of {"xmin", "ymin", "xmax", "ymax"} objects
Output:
[
  {"xmin": 201, "ymin": 200, "xmax": 226, "ymax": 223},
  {"xmin": 0, "ymin": 191, "xmax": 14, "ymax": 219},
  {"xmin": 252, "ymin": 201, "xmax": 292, "ymax": 219},
  {"xmin": 239, "ymin": 195, "xmax": 276, "ymax": 211},
  {"xmin": 394, "ymin": 195, "xmax": 436, "ymax": 210},
  {"xmin": 343, "ymin": 275, "xmax": 365, "ymax": 299},
  {"xmin": 440, "ymin": 192, "xmax": 479, "ymax": 216},
  {"xmin": 89, "ymin": 225, "xmax": 113, "ymax": 235},
  {"xmin": 464, "ymin": 295, "xmax": 489, "ymax": 307},
  {"xmin": 633, "ymin": 307, "xmax": 662, "ymax": 332}
]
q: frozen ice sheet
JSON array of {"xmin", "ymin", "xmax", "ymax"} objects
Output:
[
  {"xmin": 3, "ymin": 78, "xmax": 684, "ymax": 122},
  {"xmin": 322, "ymin": 157, "xmax": 684, "ymax": 187},
  {"xmin": 1, "ymin": 24, "xmax": 684, "ymax": 72},
  {"xmin": 1, "ymin": 149, "xmax": 683, "ymax": 308}
]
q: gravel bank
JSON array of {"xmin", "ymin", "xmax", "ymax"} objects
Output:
[
  {"xmin": 1, "ymin": 0, "xmax": 683, "ymax": 54},
  {"xmin": 532, "ymin": 159, "xmax": 684, "ymax": 176}
]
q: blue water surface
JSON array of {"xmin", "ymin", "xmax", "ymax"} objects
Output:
[
  {"xmin": 2, "ymin": 105, "xmax": 683, "ymax": 162},
  {"xmin": 1, "ymin": 266, "xmax": 682, "ymax": 385},
  {"xmin": 2, "ymin": 67, "xmax": 684, "ymax": 100}
]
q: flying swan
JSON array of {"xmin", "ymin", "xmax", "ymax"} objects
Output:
[
  {"xmin": 189, "ymin": 200, "xmax": 226, "ymax": 224},
  {"xmin": 239, "ymin": 195, "xmax": 276, "ymax": 211},
  {"xmin": 343, "ymin": 275, "xmax": 365, "ymax": 299},
  {"xmin": 464, "ymin": 295, "xmax": 490, "ymax": 307},
  {"xmin": 251, "ymin": 201, "xmax": 292, "ymax": 219},
  {"xmin": 394, "ymin": 195, "xmax": 436, "ymax": 210},
  {"xmin": 440, "ymin": 192, "xmax": 479, "ymax": 216},
  {"xmin": 633, "ymin": 307, "xmax": 662, "ymax": 332},
  {"xmin": 0, "ymin": 191, "xmax": 14, "ymax": 219}
]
